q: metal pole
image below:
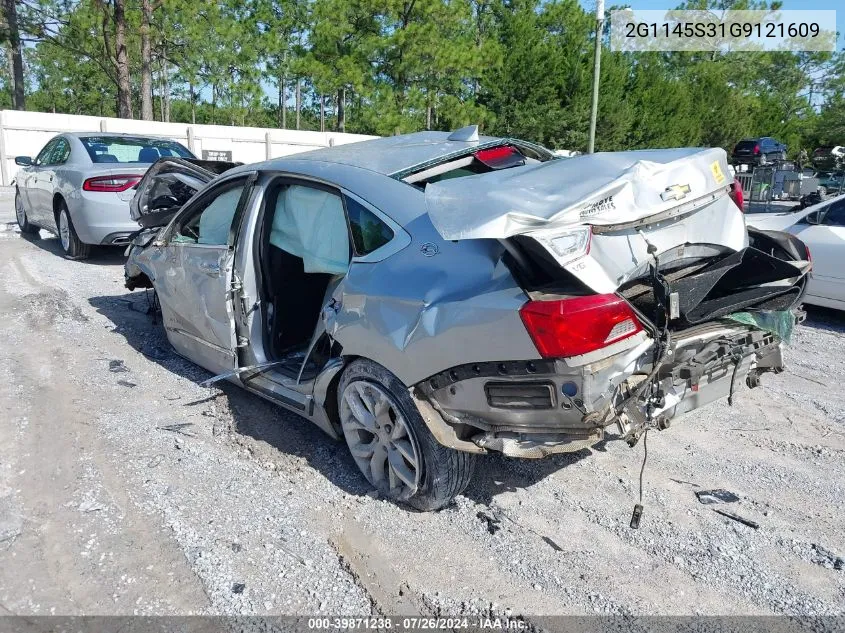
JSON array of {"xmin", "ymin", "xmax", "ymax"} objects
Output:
[
  {"xmin": 587, "ymin": 0, "xmax": 605, "ymax": 154},
  {"xmin": 0, "ymin": 111, "xmax": 9, "ymax": 187}
]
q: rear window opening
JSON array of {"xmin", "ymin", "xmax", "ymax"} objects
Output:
[{"xmin": 404, "ymin": 143, "xmax": 552, "ymax": 188}]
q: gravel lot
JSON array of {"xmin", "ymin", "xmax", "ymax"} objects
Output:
[{"xmin": 0, "ymin": 189, "xmax": 843, "ymax": 619}]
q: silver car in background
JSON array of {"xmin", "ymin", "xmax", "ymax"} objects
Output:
[
  {"xmin": 13, "ymin": 132, "xmax": 195, "ymax": 259},
  {"xmin": 124, "ymin": 128, "xmax": 811, "ymax": 511}
]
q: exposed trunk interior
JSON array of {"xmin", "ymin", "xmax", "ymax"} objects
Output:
[
  {"xmin": 505, "ymin": 226, "xmax": 809, "ymax": 334},
  {"xmin": 618, "ymin": 228, "xmax": 809, "ymax": 329}
]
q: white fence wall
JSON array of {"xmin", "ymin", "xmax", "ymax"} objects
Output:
[{"xmin": 0, "ymin": 109, "xmax": 377, "ymax": 186}]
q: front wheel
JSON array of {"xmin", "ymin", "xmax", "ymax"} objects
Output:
[
  {"xmin": 337, "ymin": 359, "xmax": 477, "ymax": 511},
  {"xmin": 15, "ymin": 192, "xmax": 39, "ymax": 236},
  {"xmin": 58, "ymin": 202, "xmax": 90, "ymax": 260}
]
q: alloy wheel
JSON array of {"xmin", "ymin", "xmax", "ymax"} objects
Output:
[
  {"xmin": 340, "ymin": 381, "xmax": 421, "ymax": 499},
  {"xmin": 59, "ymin": 209, "xmax": 70, "ymax": 252}
]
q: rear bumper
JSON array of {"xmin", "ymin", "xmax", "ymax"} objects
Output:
[
  {"xmin": 415, "ymin": 320, "xmax": 793, "ymax": 458},
  {"xmin": 68, "ymin": 191, "xmax": 137, "ymax": 245},
  {"xmin": 732, "ymin": 155, "xmax": 762, "ymax": 165}
]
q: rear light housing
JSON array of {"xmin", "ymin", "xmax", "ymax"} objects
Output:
[
  {"xmin": 474, "ymin": 145, "xmax": 525, "ymax": 169},
  {"xmin": 475, "ymin": 146, "xmax": 516, "ymax": 161},
  {"xmin": 519, "ymin": 294, "xmax": 644, "ymax": 358},
  {"xmin": 754, "ymin": 144, "xmax": 761, "ymax": 155},
  {"xmin": 83, "ymin": 174, "xmax": 142, "ymax": 192},
  {"xmin": 534, "ymin": 227, "xmax": 592, "ymax": 267},
  {"xmin": 730, "ymin": 178, "xmax": 744, "ymax": 211}
]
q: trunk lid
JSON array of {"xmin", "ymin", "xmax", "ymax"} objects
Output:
[
  {"xmin": 425, "ymin": 147, "xmax": 743, "ymax": 293},
  {"xmin": 129, "ymin": 157, "xmax": 238, "ymax": 228},
  {"xmin": 424, "ymin": 147, "xmax": 810, "ymax": 327},
  {"xmin": 425, "ymin": 147, "xmax": 732, "ymax": 240}
]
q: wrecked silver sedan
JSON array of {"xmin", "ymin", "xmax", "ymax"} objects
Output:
[{"xmin": 125, "ymin": 127, "xmax": 811, "ymax": 510}]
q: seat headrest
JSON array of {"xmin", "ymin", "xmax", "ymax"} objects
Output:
[{"xmin": 138, "ymin": 147, "xmax": 161, "ymax": 163}]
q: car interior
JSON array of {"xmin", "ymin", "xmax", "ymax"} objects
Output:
[{"xmin": 256, "ymin": 180, "xmax": 352, "ymax": 379}]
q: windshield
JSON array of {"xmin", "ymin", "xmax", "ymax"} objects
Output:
[{"xmin": 80, "ymin": 136, "xmax": 194, "ymax": 164}]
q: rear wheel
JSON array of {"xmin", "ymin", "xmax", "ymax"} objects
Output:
[
  {"xmin": 338, "ymin": 359, "xmax": 477, "ymax": 511},
  {"xmin": 15, "ymin": 192, "xmax": 39, "ymax": 236},
  {"xmin": 57, "ymin": 202, "xmax": 90, "ymax": 260}
]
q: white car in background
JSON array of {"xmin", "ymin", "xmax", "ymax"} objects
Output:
[
  {"xmin": 14, "ymin": 132, "xmax": 195, "ymax": 259},
  {"xmin": 748, "ymin": 195, "xmax": 845, "ymax": 310}
]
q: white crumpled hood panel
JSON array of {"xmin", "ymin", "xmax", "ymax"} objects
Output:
[{"xmin": 425, "ymin": 147, "xmax": 733, "ymax": 240}]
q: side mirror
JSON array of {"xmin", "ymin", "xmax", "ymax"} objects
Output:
[{"xmin": 15, "ymin": 156, "xmax": 32, "ymax": 166}]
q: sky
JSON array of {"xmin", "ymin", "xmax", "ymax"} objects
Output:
[{"xmin": 581, "ymin": 0, "xmax": 844, "ymax": 49}]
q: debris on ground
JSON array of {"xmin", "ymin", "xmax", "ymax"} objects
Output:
[
  {"xmin": 108, "ymin": 359, "xmax": 129, "ymax": 373},
  {"xmin": 713, "ymin": 508, "xmax": 760, "ymax": 529},
  {"xmin": 811, "ymin": 544, "xmax": 845, "ymax": 571},
  {"xmin": 696, "ymin": 489, "xmax": 741, "ymax": 505},
  {"xmin": 78, "ymin": 500, "xmax": 105, "ymax": 513},
  {"xmin": 157, "ymin": 422, "xmax": 196, "ymax": 437},
  {"xmin": 541, "ymin": 536, "xmax": 564, "ymax": 552},
  {"xmin": 476, "ymin": 510, "xmax": 502, "ymax": 535}
]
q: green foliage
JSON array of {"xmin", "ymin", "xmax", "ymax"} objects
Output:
[{"xmin": 4, "ymin": 0, "xmax": 842, "ymax": 155}]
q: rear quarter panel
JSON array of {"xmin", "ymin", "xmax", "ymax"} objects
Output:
[{"xmin": 330, "ymin": 213, "xmax": 539, "ymax": 386}]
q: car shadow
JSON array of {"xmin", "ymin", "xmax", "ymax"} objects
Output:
[
  {"xmin": 88, "ymin": 289, "xmax": 591, "ymax": 510},
  {"xmin": 802, "ymin": 305, "xmax": 845, "ymax": 335},
  {"xmin": 462, "ymin": 446, "xmax": 594, "ymax": 508},
  {"xmin": 21, "ymin": 231, "xmax": 128, "ymax": 265},
  {"xmin": 88, "ymin": 290, "xmax": 372, "ymax": 499}
]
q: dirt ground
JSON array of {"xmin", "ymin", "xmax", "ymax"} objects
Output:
[{"xmin": 0, "ymin": 191, "xmax": 843, "ymax": 619}]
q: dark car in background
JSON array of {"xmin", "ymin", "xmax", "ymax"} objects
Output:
[
  {"xmin": 731, "ymin": 137, "xmax": 788, "ymax": 167},
  {"xmin": 812, "ymin": 146, "xmax": 844, "ymax": 171}
]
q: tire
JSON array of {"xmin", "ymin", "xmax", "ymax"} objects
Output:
[
  {"xmin": 337, "ymin": 359, "xmax": 477, "ymax": 511},
  {"xmin": 57, "ymin": 201, "xmax": 90, "ymax": 260},
  {"xmin": 15, "ymin": 192, "xmax": 39, "ymax": 236}
]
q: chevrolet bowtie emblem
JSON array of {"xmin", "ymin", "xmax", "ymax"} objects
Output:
[{"xmin": 661, "ymin": 183, "xmax": 691, "ymax": 201}]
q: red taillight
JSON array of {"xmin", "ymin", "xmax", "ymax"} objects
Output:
[
  {"xmin": 475, "ymin": 146, "xmax": 516, "ymax": 161},
  {"xmin": 730, "ymin": 179, "xmax": 744, "ymax": 211},
  {"xmin": 83, "ymin": 174, "xmax": 142, "ymax": 192},
  {"xmin": 754, "ymin": 144, "xmax": 760, "ymax": 154},
  {"xmin": 519, "ymin": 294, "xmax": 643, "ymax": 359}
]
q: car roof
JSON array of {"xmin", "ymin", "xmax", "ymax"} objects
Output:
[
  {"xmin": 64, "ymin": 132, "xmax": 185, "ymax": 141},
  {"xmin": 252, "ymin": 130, "xmax": 530, "ymax": 178}
]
